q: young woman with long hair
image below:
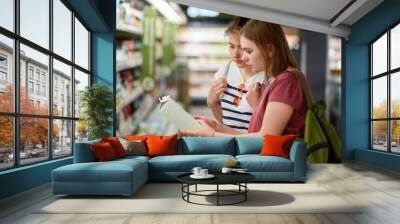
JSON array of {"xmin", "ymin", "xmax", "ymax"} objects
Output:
[
  {"xmin": 184, "ymin": 20, "xmax": 312, "ymax": 137},
  {"xmin": 207, "ymin": 17, "xmax": 266, "ymax": 132}
]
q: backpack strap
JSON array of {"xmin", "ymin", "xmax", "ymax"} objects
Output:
[{"xmin": 288, "ymin": 70, "xmax": 313, "ymax": 109}]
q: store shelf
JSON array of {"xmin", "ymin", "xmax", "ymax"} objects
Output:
[
  {"xmin": 116, "ymin": 23, "xmax": 142, "ymax": 38},
  {"xmin": 136, "ymin": 107, "xmax": 174, "ymax": 135},
  {"xmin": 116, "ymin": 51, "xmax": 143, "ymax": 72},
  {"xmin": 176, "ymin": 39, "xmax": 226, "ymax": 44},
  {"xmin": 129, "ymin": 100, "xmax": 156, "ymax": 134},
  {"xmin": 177, "ymin": 53, "xmax": 230, "ymax": 58},
  {"xmin": 118, "ymin": 94, "xmax": 156, "ymax": 134},
  {"xmin": 116, "ymin": 0, "xmax": 178, "ymax": 136},
  {"xmin": 116, "ymin": 85, "xmax": 144, "ymax": 113},
  {"xmin": 117, "ymin": 59, "xmax": 142, "ymax": 72},
  {"xmin": 189, "ymin": 65, "xmax": 221, "ymax": 72},
  {"xmin": 177, "ymin": 26, "xmax": 227, "ymax": 43}
]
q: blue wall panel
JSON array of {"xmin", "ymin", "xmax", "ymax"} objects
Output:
[
  {"xmin": 343, "ymin": 44, "xmax": 369, "ymax": 159},
  {"xmin": 344, "ymin": 0, "xmax": 400, "ymax": 171},
  {"xmin": 355, "ymin": 149, "xmax": 400, "ymax": 172},
  {"xmin": 91, "ymin": 0, "xmax": 116, "ymax": 136},
  {"xmin": 92, "ymin": 31, "xmax": 116, "ymax": 136},
  {"xmin": 0, "ymin": 158, "xmax": 72, "ymax": 199}
]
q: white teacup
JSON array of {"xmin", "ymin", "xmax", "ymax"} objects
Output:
[
  {"xmin": 199, "ymin": 169, "xmax": 208, "ymax": 176},
  {"xmin": 191, "ymin": 167, "xmax": 202, "ymax": 176},
  {"xmin": 221, "ymin": 167, "xmax": 232, "ymax": 174}
]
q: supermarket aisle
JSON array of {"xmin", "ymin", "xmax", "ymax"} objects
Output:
[{"xmin": 115, "ymin": 0, "xmax": 342, "ymax": 137}]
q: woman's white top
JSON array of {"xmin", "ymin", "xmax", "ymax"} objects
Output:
[{"xmin": 214, "ymin": 61, "xmax": 266, "ymax": 131}]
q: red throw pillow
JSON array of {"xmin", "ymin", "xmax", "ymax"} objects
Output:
[
  {"xmin": 260, "ymin": 134, "xmax": 297, "ymax": 159},
  {"xmin": 91, "ymin": 142, "xmax": 117, "ymax": 161},
  {"xmin": 146, "ymin": 135, "xmax": 177, "ymax": 157},
  {"xmin": 101, "ymin": 137, "xmax": 126, "ymax": 158},
  {"xmin": 124, "ymin": 135, "xmax": 148, "ymax": 141}
]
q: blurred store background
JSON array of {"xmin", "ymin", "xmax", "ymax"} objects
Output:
[{"xmin": 115, "ymin": 0, "xmax": 342, "ymax": 137}]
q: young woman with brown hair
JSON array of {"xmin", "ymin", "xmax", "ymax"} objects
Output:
[
  {"xmin": 207, "ymin": 17, "xmax": 266, "ymax": 132},
  {"xmin": 184, "ymin": 19, "xmax": 312, "ymax": 137}
]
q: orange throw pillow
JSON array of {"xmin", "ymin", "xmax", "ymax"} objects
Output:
[
  {"xmin": 146, "ymin": 135, "xmax": 177, "ymax": 157},
  {"xmin": 101, "ymin": 137, "xmax": 126, "ymax": 158},
  {"xmin": 124, "ymin": 135, "xmax": 148, "ymax": 141},
  {"xmin": 91, "ymin": 142, "xmax": 117, "ymax": 161},
  {"xmin": 260, "ymin": 134, "xmax": 297, "ymax": 159}
]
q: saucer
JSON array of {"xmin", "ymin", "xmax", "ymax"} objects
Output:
[{"xmin": 190, "ymin": 174, "xmax": 215, "ymax": 179}]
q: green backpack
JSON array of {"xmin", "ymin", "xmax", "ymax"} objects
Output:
[{"xmin": 291, "ymin": 72, "xmax": 341, "ymax": 163}]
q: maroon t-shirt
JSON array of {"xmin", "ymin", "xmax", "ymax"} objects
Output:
[{"xmin": 248, "ymin": 71, "xmax": 312, "ymax": 136}]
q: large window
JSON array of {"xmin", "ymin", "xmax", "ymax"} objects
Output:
[
  {"xmin": 0, "ymin": 0, "xmax": 91, "ymax": 171},
  {"xmin": 370, "ymin": 23, "xmax": 400, "ymax": 154}
]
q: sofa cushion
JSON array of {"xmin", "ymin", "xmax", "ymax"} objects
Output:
[
  {"xmin": 73, "ymin": 139, "xmax": 100, "ymax": 163},
  {"xmin": 236, "ymin": 155, "xmax": 293, "ymax": 172},
  {"xmin": 148, "ymin": 154, "xmax": 235, "ymax": 172},
  {"xmin": 260, "ymin": 134, "xmax": 297, "ymax": 159},
  {"xmin": 235, "ymin": 137, "xmax": 263, "ymax": 155},
  {"xmin": 101, "ymin": 137, "xmax": 127, "ymax": 158},
  {"xmin": 52, "ymin": 159, "xmax": 147, "ymax": 183},
  {"xmin": 147, "ymin": 135, "xmax": 177, "ymax": 157},
  {"xmin": 91, "ymin": 142, "xmax": 118, "ymax": 161},
  {"xmin": 124, "ymin": 135, "xmax": 148, "ymax": 141},
  {"xmin": 119, "ymin": 138, "xmax": 147, "ymax": 156},
  {"xmin": 115, "ymin": 155, "xmax": 150, "ymax": 164},
  {"xmin": 177, "ymin": 137, "xmax": 236, "ymax": 155}
]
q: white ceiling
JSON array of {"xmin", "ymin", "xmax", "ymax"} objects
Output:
[
  {"xmin": 226, "ymin": 0, "xmax": 352, "ymax": 22},
  {"xmin": 171, "ymin": 0, "xmax": 384, "ymax": 38}
]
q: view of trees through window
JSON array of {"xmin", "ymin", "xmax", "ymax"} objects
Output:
[
  {"xmin": 371, "ymin": 23, "xmax": 400, "ymax": 153},
  {"xmin": 0, "ymin": 0, "xmax": 90, "ymax": 170}
]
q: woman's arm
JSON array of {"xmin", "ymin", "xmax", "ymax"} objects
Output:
[
  {"xmin": 214, "ymin": 101, "xmax": 294, "ymax": 137},
  {"xmin": 207, "ymin": 78, "xmax": 227, "ymax": 122},
  {"xmin": 246, "ymin": 82, "xmax": 262, "ymax": 112},
  {"xmin": 209, "ymin": 105, "xmax": 223, "ymax": 123},
  {"xmin": 194, "ymin": 115, "xmax": 245, "ymax": 134},
  {"xmin": 182, "ymin": 102, "xmax": 294, "ymax": 137},
  {"xmin": 215, "ymin": 122, "xmax": 247, "ymax": 134}
]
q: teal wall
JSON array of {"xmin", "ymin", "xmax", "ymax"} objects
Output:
[
  {"xmin": 91, "ymin": 0, "xmax": 116, "ymax": 136},
  {"xmin": 0, "ymin": 158, "xmax": 72, "ymax": 199},
  {"xmin": 0, "ymin": 0, "xmax": 115, "ymax": 200},
  {"xmin": 343, "ymin": 0, "xmax": 400, "ymax": 171}
]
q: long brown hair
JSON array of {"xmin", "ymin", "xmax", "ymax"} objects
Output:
[
  {"xmin": 225, "ymin": 17, "xmax": 249, "ymax": 35},
  {"xmin": 240, "ymin": 20, "xmax": 298, "ymax": 77}
]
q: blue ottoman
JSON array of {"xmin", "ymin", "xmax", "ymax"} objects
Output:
[{"xmin": 52, "ymin": 157, "xmax": 148, "ymax": 196}]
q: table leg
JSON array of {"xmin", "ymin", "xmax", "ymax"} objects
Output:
[
  {"xmin": 217, "ymin": 184, "xmax": 219, "ymax": 206},
  {"xmin": 181, "ymin": 184, "xmax": 183, "ymax": 199},
  {"xmin": 195, "ymin": 184, "xmax": 197, "ymax": 192},
  {"xmin": 187, "ymin": 184, "xmax": 190, "ymax": 202},
  {"xmin": 245, "ymin": 183, "xmax": 247, "ymax": 201}
]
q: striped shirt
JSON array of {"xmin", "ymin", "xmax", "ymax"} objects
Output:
[{"xmin": 214, "ymin": 62, "xmax": 266, "ymax": 131}]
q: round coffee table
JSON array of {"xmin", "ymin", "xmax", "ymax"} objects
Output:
[{"xmin": 177, "ymin": 172, "xmax": 255, "ymax": 206}]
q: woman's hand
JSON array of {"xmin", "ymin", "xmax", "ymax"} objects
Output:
[
  {"xmin": 246, "ymin": 82, "xmax": 262, "ymax": 111},
  {"xmin": 207, "ymin": 78, "xmax": 227, "ymax": 107},
  {"xmin": 179, "ymin": 120, "xmax": 216, "ymax": 137},
  {"xmin": 194, "ymin": 115, "xmax": 220, "ymax": 130}
]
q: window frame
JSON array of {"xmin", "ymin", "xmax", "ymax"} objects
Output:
[
  {"xmin": 0, "ymin": 0, "xmax": 92, "ymax": 171},
  {"xmin": 370, "ymin": 20, "xmax": 400, "ymax": 154}
]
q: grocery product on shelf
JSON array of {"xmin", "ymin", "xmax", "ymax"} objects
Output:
[{"xmin": 116, "ymin": 0, "xmax": 183, "ymax": 136}]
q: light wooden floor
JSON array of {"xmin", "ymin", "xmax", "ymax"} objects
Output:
[{"xmin": 1, "ymin": 162, "xmax": 400, "ymax": 224}]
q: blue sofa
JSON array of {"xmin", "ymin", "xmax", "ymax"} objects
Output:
[{"xmin": 52, "ymin": 137, "xmax": 307, "ymax": 196}]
